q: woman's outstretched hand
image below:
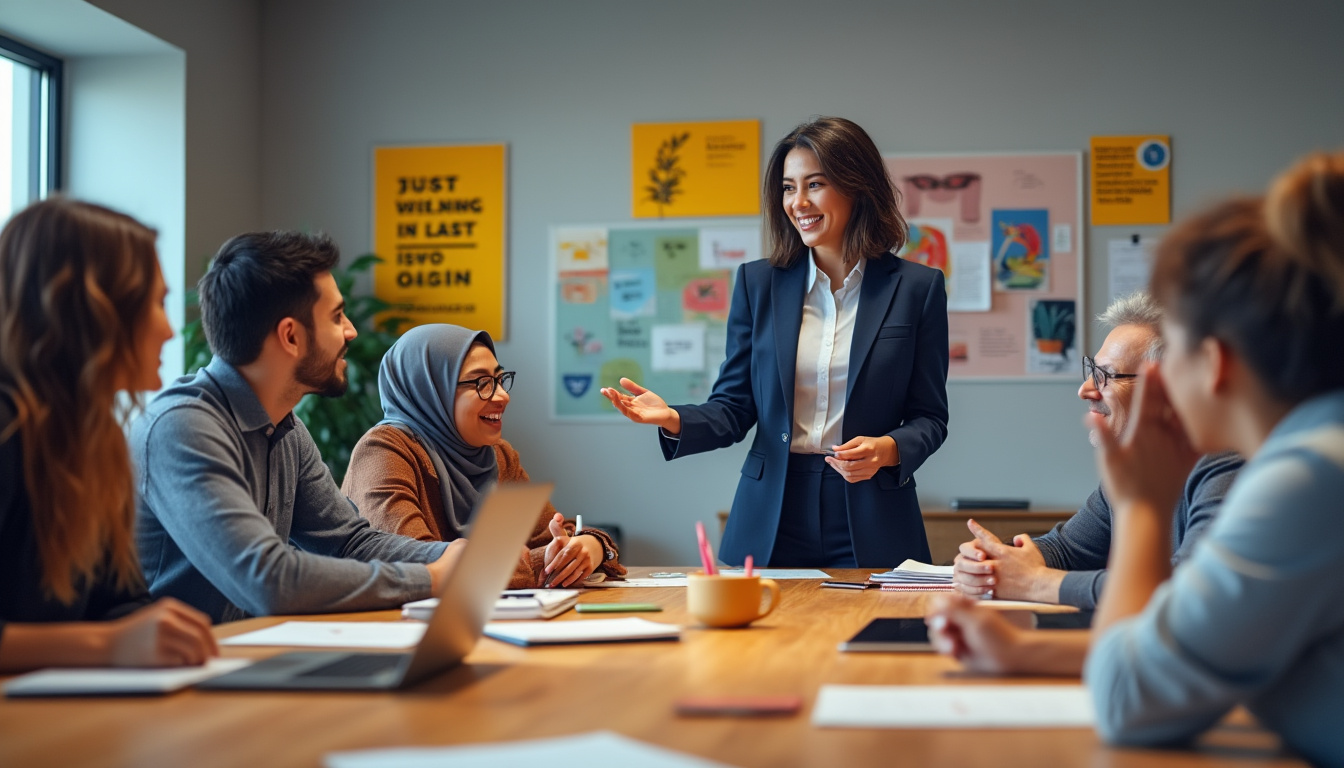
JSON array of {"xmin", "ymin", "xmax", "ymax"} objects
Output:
[{"xmin": 600, "ymin": 377, "xmax": 681, "ymax": 434}]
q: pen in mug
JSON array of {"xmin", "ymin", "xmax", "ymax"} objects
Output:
[
  {"xmin": 695, "ymin": 521, "xmax": 717, "ymax": 575},
  {"xmin": 743, "ymin": 554, "xmax": 754, "ymax": 578}
]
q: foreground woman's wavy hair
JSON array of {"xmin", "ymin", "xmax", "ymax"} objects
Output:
[{"xmin": 0, "ymin": 197, "xmax": 159, "ymax": 603}]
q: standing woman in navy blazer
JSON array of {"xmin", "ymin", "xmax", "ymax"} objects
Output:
[{"xmin": 602, "ymin": 117, "xmax": 949, "ymax": 568}]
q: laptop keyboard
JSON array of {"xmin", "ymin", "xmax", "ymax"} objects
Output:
[{"xmin": 296, "ymin": 654, "xmax": 405, "ymax": 679}]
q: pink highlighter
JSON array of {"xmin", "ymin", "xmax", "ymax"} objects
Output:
[{"xmin": 695, "ymin": 521, "xmax": 717, "ymax": 575}]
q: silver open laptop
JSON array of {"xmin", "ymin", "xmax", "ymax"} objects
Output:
[{"xmin": 199, "ymin": 482, "xmax": 552, "ymax": 691}]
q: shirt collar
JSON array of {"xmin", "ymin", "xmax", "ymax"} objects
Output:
[
  {"xmin": 806, "ymin": 249, "xmax": 867, "ymax": 293},
  {"xmin": 204, "ymin": 356, "xmax": 296, "ymax": 441}
]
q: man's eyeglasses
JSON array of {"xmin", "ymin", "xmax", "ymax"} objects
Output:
[
  {"xmin": 1083, "ymin": 356, "xmax": 1138, "ymax": 390},
  {"xmin": 457, "ymin": 371, "xmax": 516, "ymax": 400}
]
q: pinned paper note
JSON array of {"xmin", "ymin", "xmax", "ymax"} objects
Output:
[
  {"xmin": 651, "ymin": 324, "xmax": 705, "ymax": 372},
  {"xmin": 1108, "ymin": 237, "xmax": 1154, "ymax": 301},
  {"xmin": 698, "ymin": 227, "xmax": 760, "ymax": 270},
  {"xmin": 947, "ymin": 241, "xmax": 991, "ymax": 312},
  {"xmin": 609, "ymin": 269, "xmax": 656, "ymax": 318},
  {"xmin": 555, "ymin": 227, "xmax": 609, "ymax": 274}
]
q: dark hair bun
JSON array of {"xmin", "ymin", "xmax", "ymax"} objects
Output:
[{"xmin": 1265, "ymin": 151, "xmax": 1344, "ymax": 309}]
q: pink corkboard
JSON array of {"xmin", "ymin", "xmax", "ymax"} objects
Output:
[{"xmin": 885, "ymin": 153, "xmax": 1083, "ymax": 380}]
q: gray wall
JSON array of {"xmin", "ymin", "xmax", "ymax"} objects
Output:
[
  {"xmin": 256, "ymin": 0, "xmax": 1344, "ymax": 565},
  {"xmin": 87, "ymin": 0, "xmax": 263, "ymax": 286}
]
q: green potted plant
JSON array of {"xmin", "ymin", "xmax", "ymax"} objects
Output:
[
  {"xmin": 1031, "ymin": 300, "xmax": 1076, "ymax": 357},
  {"xmin": 183, "ymin": 254, "xmax": 408, "ymax": 485}
]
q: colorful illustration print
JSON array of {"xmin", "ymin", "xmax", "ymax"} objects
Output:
[{"xmin": 991, "ymin": 209, "xmax": 1050, "ymax": 291}]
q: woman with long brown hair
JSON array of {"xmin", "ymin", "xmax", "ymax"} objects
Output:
[
  {"xmin": 601, "ymin": 117, "xmax": 949, "ymax": 568},
  {"xmin": 0, "ymin": 197, "xmax": 216, "ymax": 671}
]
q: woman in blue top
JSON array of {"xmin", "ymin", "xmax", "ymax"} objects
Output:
[
  {"xmin": 602, "ymin": 117, "xmax": 949, "ymax": 568},
  {"xmin": 928, "ymin": 152, "xmax": 1344, "ymax": 766}
]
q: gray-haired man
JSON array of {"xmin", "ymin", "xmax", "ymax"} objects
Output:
[{"xmin": 951, "ymin": 292, "xmax": 1243, "ymax": 608}]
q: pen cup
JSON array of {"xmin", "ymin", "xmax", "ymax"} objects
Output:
[{"xmin": 686, "ymin": 573, "xmax": 781, "ymax": 628}]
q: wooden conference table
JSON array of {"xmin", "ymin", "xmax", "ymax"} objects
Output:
[{"xmin": 0, "ymin": 568, "xmax": 1302, "ymax": 768}]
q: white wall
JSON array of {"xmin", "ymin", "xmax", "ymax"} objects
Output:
[
  {"xmin": 252, "ymin": 0, "xmax": 1344, "ymax": 564},
  {"xmin": 65, "ymin": 52, "xmax": 186, "ymax": 386}
]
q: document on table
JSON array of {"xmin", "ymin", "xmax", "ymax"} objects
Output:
[
  {"xmin": 4, "ymin": 658, "xmax": 252, "ymax": 697},
  {"xmin": 812, "ymin": 685, "xmax": 1095, "ymax": 728},
  {"xmin": 717, "ymin": 568, "xmax": 830, "ymax": 579},
  {"xmin": 325, "ymin": 731, "xmax": 735, "ymax": 768},
  {"xmin": 483, "ymin": 617, "xmax": 680, "ymax": 646},
  {"xmin": 220, "ymin": 621, "xmax": 426, "ymax": 649},
  {"xmin": 590, "ymin": 578, "xmax": 689, "ymax": 588}
]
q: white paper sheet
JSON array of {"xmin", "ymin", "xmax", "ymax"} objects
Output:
[
  {"xmin": 717, "ymin": 569, "xmax": 830, "ymax": 579},
  {"xmin": 812, "ymin": 685, "xmax": 1094, "ymax": 728},
  {"xmin": 325, "ymin": 731, "xmax": 736, "ymax": 768},
  {"xmin": 4, "ymin": 658, "xmax": 252, "ymax": 697},
  {"xmin": 698, "ymin": 227, "xmax": 760, "ymax": 270},
  {"xmin": 650, "ymin": 324, "xmax": 705, "ymax": 372},
  {"xmin": 1108, "ymin": 237, "xmax": 1154, "ymax": 302},
  {"xmin": 589, "ymin": 578, "xmax": 689, "ymax": 588},
  {"xmin": 947, "ymin": 241, "xmax": 991, "ymax": 312},
  {"xmin": 220, "ymin": 621, "xmax": 426, "ymax": 649},
  {"xmin": 483, "ymin": 617, "xmax": 680, "ymax": 646}
]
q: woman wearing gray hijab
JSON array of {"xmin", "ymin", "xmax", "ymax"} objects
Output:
[{"xmin": 343, "ymin": 324, "xmax": 624, "ymax": 588}]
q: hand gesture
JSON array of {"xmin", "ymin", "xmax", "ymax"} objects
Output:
[
  {"xmin": 825, "ymin": 436, "xmax": 899, "ymax": 483},
  {"xmin": 600, "ymin": 378, "xmax": 680, "ymax": 434},
  {"xmin": 951, "ymin": 519, "xmax": 1059, "ymax": 603},
  {"xmin": 1090, "ymin": 362, "xmax": 1200, "ymax": 519},
  {"xmin": 541, "ymin": 513, "xmax": 601, "ymax": 588},
  {"xmin": 105, "ymin": 598, "xmax": 218, "ymax": 667}
]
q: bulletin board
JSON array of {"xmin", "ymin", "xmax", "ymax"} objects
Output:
[
  {"xmin": 550, "ymin": 220, "xmax": 761, "ymax": 420},
  {"xmin": 885, "ymin": 152, "xmax": 1084, "ymax": 380}
]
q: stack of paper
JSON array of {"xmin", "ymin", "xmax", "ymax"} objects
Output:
[
  {"xmin": 402, "ymin": 590, "xmax": 580, "ymax": 621},
  {"xmin": 869, "ymin": 560, "xmax": 955, "ymax": 592}
]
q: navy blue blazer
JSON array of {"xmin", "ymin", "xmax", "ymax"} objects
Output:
[{"xmin": 661, "ymin": 251, "xmax": 949, "ymax": 567}]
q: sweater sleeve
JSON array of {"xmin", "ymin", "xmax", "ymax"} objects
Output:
[{"xmin": 344, "ymin": 426, "xmax": 440, "ymax": 542}]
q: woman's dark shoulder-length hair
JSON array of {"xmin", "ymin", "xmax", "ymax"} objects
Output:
[{"xmin": 762, "ymin": 116, "xmax": 907, "ymax": 268}]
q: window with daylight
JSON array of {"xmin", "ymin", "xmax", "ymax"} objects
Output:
[{"xmin": 1, "ymin": 34, "xmax": 61, "ymax": 222}]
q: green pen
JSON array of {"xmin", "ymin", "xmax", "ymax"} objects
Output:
[{"xmin": 575, "ymin": 603, "xmax": 662, "ymax": 613}]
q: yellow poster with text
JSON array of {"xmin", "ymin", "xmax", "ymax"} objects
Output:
[
  {"xmin": 632, "ymin": 120, "xmax": 760, "ymax": 218},
  {"xmin": 372, "ymin": 144, "xmax": 507, "ymax": 339},
  {"xmin": 1090, "ymin": 135, "xmax": 1171, "ymax": 226}
]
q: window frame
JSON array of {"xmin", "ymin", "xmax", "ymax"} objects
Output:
[{"xmin": 1, "ymin": 33, "xmax": 63, "ymax": 200}]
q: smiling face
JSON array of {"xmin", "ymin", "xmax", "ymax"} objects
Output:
[
  {"xmin": 1079, "ymin": 324, "xmax": 1155, "ymax": 446},
  {"xmin": 124, "ymin": 263, "xmax": 175, "ymax": 392},
  {"xmin": 294, "ymin": 271, "xmax": 356, "ymax": 398},
  {"xmin": 781, "ymin": 146, "xmax": 853, "ymax": 261},
  {"xmin": 454, "ymin": 343, "xmax": 508, "ymax": 448}
]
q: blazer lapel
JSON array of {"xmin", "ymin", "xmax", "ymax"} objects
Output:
[
  {"xmin": 847, "ymin": 253, "xmax": 903, "ymax": 400},
  {"xmin": 772, "ymin": 254, "xmax": 808, "ymax": 419}
]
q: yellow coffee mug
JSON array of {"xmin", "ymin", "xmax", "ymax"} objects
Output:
[{"xmin": 686, "ymin": 573, "xmax": 781, "ymax": 628}]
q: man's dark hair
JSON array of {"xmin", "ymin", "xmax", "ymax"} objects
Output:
[{"xmin": 198, "ymin": 231, "xmax": 341, "ymax": 365}]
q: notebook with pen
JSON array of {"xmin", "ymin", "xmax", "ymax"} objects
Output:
[{"xmin": 402, "ymin": 589, "xmax": 579, "ymax": 621}]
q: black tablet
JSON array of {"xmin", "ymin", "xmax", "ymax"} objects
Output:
[{"xmin": 837, "ymin": 618, "xmax": 932, "ymax": 652}]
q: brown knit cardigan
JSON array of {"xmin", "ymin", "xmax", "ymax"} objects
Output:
[{"xmin": 342, "ymin": 425, "xmax": 625, "ymax": 588}]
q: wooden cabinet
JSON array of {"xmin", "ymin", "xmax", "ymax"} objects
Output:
[{"xmin": 922, "ymin": 509, "xmax": 1076, "ymax": 565}]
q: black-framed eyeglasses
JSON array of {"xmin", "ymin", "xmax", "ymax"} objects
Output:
[
  {"xmin": 457, "ymin": 371, "xmax": 516, "ymax": 400},
  {"xmin": 1083, "ymin": 356, "xmax": 1138, "ymax": 390}
]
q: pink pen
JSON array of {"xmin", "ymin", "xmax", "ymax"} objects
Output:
[
  {"xmin": 743, "ymin": 555, "xmax": 754, "ymax": 578},
  {"xmin": 695, "ymin": 521, "xmax": 717, "ymax": 576}
]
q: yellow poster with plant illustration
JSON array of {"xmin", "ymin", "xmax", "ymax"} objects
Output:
[
  {"xmin": 372, "ymin": 144, "xmax": 507, "ymax": 339},
  {"xmin": 631, "ymin": 120, "xmax": 760, "ymax": 218}
]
